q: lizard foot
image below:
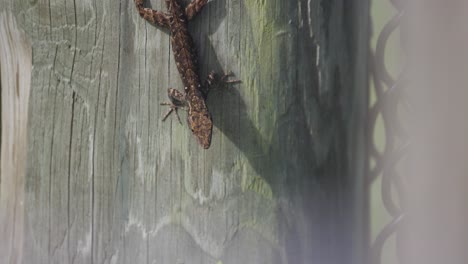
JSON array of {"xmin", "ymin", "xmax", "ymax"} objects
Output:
[
  {"xmin": 220, "ymin": 71, "xmax": 242, "ymax": 84},
  {"xmin": 204, "ymin": 71, "xmax": 241, "ymax": 96},
  {"xmin": 160, "ymin": 102, "xmax": 182, "ymax": 124}
]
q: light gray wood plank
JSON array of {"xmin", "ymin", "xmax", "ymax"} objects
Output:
[{"xmin": 0, "ymin": 11, "xmax": 32, "ymax": 264}]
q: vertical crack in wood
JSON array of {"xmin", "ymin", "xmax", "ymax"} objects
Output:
[
  {"xmin": 67, "ymin": 91, "xmax": 76, "ymax": 262},
  {"xmin": 70, "ymin": 0, "xmax": 78, "ymax": 83}
]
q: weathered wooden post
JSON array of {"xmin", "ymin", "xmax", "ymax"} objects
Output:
[{"xmin": 0, "ymin": 0, "xmax": 369, "ymax": 263}]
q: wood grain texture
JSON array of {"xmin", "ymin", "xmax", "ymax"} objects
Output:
[
  {"xmin": 0, "ymin": 11, "xmax": 32, "ymax": 264},
  {"xmin": 0, "ymin": 0, "xmax": 369, "ymax": 263}
]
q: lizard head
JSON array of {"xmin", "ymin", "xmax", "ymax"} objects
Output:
[{"xmin": 187, "ymin": 102, "xmax": 213, "ymax": 149}]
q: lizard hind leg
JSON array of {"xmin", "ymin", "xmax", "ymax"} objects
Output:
[
  {"xmin": 160, "ymin": 88, "xmax": 187, "ymax": 124},
  {"xmin": 134, "ymin": 0, "xmax": 171, "ymax": 28},
  {"xmin": 185, "ymin": 0, "xmax": 208, "ymax": 20}
]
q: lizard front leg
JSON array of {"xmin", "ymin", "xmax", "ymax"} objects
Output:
[
  {"xmin": 134, "ymin": 0, "xmax": 171, "ymax": 28},
  {"xmin": 161, "ymin": 88, "xmax": 187, "ymax": 124},
  {"xmin": 201, "ymin": 71, "xmax": 241, "ymax": 98},
  {"xmin": 185, "ymin": 0, "xmax": 208, "ymax": 20}
]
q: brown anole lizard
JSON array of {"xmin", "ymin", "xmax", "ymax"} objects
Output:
[{"xmin": 134, "ymin": 0, "xmax": 239, "ymax": 149}]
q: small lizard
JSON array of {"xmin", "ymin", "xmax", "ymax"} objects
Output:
[{"xmin": 134, "ymin": 0, "xmax": 239, "ymax": 149}]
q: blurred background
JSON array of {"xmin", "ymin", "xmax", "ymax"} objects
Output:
[{"xmin": 370, "ymin": 1, "xmax": 401, "ymax": 263}]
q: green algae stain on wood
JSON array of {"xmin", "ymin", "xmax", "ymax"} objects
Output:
[
  {"xmin": 243, "ymin": 175, "xmax": 273, "ymax": 200},
  {"xmin": 237, "ymin": 0, "xmax": 295, "ymax": 200},
  {"xmin": 241, "ymin": 0, "xmax": 295, "ymax": 142}
]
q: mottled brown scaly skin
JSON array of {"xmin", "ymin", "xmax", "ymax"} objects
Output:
[{"xmin": 134, "ymin": 0, "xmax": 212, "ymax": 148}]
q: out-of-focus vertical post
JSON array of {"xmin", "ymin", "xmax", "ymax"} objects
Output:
[{"xmin": 405, "ymin": 1, "xmax": 468, "ymax": 263}]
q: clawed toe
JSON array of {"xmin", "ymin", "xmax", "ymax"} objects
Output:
[
  {"xmin": 221, "ymin": 71, "xmax": 242, "ymax": 84},
  {"xmin": 202, "ymin": 71, "xmax": 241, "ymax": 97},
  {"xmin": 161, "ymin": 102, "xmax": 182, "ymax": 124}
]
